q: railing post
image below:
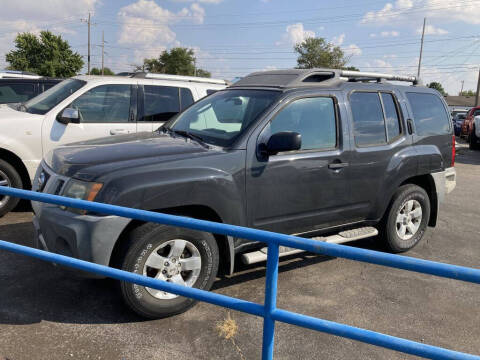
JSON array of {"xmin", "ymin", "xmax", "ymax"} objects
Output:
[{"xmin": 262, "ymin": 242, "xmax": 280, "ymax": 360}]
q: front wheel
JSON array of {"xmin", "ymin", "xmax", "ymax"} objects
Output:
[
  {"xmin": 381, "ymin": 184, "xmax": 430, "ymax": 253},
  {"xmin": 120, "ymin": 223, "xmax": 219, "ymax": 319},
  {"xmin": 0, "ymin": 159, "xmax": 22, "ymax": 217}
]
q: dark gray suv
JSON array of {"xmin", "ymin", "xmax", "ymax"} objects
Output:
[{"xmin": 32, "ymin": 69, "xmax": 456, "ymax": 318}]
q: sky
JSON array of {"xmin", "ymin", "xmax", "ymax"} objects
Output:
[{"xmin": 0, "ymin": 0, "xmax": 479, "ymax": 94}]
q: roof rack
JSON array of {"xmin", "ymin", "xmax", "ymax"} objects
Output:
[
  {"xmin": 340, "ymin": 70, "xmax": 419, "ymax": 85},
  {"xmin": 131, "ymin": 72, "xmax": 228, "ymax": 85},
  {"xmin": 230, "ymin": 68, "xmax": 420, "ymax": 89},
  {"xmin": 0, "ymin": 70, "xmax": 42, "ymax": 79}
]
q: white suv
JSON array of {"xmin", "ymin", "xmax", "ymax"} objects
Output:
[{"xmin": 0, "ymin": 73, "xmax": 227, "ymax": 215}]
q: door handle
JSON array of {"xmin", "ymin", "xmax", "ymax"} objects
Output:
[
  {"xmin": 110, "ymin": 129, "xmax": 129, "ymax": 135},
  {"xmin": 328, "ymin": 162, "xmax": 349, "ymax": 170}
]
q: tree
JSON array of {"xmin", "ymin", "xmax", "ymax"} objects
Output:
[
  {"xmin": 136, "ymin": 47, "xmax": 211, "ymax": 77},
  {"xmin": 460, "ymin": 90, "xmax": 476, "ymax": 96},
  {"xmin": 427, "ymin": 82, "xmax": 447, "ymax": 96},
  {"xmin": 5, "ymin": 31, "xmax": 83, "ymax": 77},
  {"xmin": 294, "ymin": 37, "xmax": 356, "ymax": 70},
  {"xmin": 90, "ymin": 67, "xmax": 115, "ymax": 76}
]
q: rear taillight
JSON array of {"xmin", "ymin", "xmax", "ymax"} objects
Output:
[{"xmin": 451, "ymin": 135, "xmax": 455, "ymax": 167}]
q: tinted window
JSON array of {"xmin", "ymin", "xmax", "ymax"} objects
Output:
[
  {"xmin": 474, "ymin": 109, "xmax": 480, "ymax": 117},
  {"xmin": 70, "ymin": 84, "xmax": 131, "ymax": 123},
  {"xmin": 42, "ymin": 82, "xmax": 57, "ymax": 91},
  {"xmin": 206, "ymin": 90, "xmax": 217, "ymax": 95},
  {"xmin": 269, "ymin": 97, "xmax": 336, "ymax": 150},
  {"xmin": 142, "ymin": 85, "xmax": 179, "ymax": 122},
  {"xmin": 0, "ymin": 83, "xmax": 35, "ymax": 103},
  {"xmin": 351, "ymin": 92, "xmax": 387, "ymax": 146},
  {"xmin": 406, "ymin": 92, "xmax": 450, "ymax": 135},
  {"xmin": 180, "ymin": 88, "xmax": 194, "ymax": 110},
  {"xmin": 381, "ymin": 93, "xmax": 401, "ymax": 140}
]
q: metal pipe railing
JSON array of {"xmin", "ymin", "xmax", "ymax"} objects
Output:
[{"xmin": 0, "ymin": 186, "xmax": 479, "ymax": 360}]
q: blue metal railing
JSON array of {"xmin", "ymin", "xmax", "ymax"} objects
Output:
[{"xmin": 0, "ymin": 186, "xmax": 479, "ymax": 360}]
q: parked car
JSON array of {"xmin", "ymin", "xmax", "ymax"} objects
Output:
[
  {"xmin": 0, "ymin": 70, "xmax": 42, "ymax": 79},
  {"xmin": 460, "ymin": 106, "xmax": 480, "ymax": 139},
  {"xmin": 0, "ymin": 77, "xmax": 62, "ymax": 104},
  {"xmin": 453, "ymin": 113, "xmax": 467, "ymax": 136},
  {"xmin": 468, "ymin": 115, "xmax": 480, "ymax": 150},
  {"xmin": 32, "ymin": 69, "xmax": 456, "ymax": 318},
  {"xmin": 0, "ymin": 73, "xmax": 227, "ymax": 216}
]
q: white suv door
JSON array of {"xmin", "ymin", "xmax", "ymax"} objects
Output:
[{"xmin": 43, "ymin": 84, "xmax": 136, "ymax": 155}]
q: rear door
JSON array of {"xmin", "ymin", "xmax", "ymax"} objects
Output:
[
  {"xmin": 346, "ymin": 88, "xmax": 414, "ymax": 221},
  {"xmin": 246, "ymin": 92, "xmax": 352, "ymax": 235},
  {"xmin": 137, "ymin": 84, "xmax": 195, "ymax": 132}
]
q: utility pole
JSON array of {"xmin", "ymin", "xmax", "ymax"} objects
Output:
[
  {"xmin": 87, "ymin": 12, "xmax": 91, "ymax": 75},
  {"xmin": 460, "ymin": 80, "xmax": 465, "ymax": 96},
  {"xmin": 475, "ymin": 68, "xmax": 480, "ymax": 106},
  {"xmin": 101, "ymin": 30, "xmax": 105, "ymax": 75},
  {"xmin": 417, "ymin": 17, "xmax": 426, "ymax": 79}
]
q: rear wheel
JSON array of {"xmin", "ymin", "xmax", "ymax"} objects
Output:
[
  {"xmin": 0, "ymin": 159, "xmax": 22, "ymax": 217},
  {"xmin": 381, "ymin": 184, "xmax": 430, "ymax": 253},
  {"xmin": 469, "ymin": 126, "xmax": 480, "ymax": 150},
  {"xmin": 120, "ymin": 223, "xmax": 219, "ymax": 319}
]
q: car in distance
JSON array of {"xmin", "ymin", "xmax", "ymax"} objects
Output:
[
  {"xmin": 468, "ymin": 115, "xmax": 480, "ymax": 150},
  {"xmin": 32, "ymin": 69, "xmax": 456, "ymax": 318},
  {"xmin": 0, "ymin": 73, "xmax": 227, "ymax": 216},
  {"xmin": 0, "ymin": 77, "xmax": 61, "ymax": 105},
  {"xmin": 453, "ymin": 113, "xmax": 467, "ymax": 136},
  {"xmin": 460, "ymin": 106, "xmax": 480, "ymax": 139}
]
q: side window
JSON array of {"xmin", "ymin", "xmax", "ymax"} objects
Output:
[
  {"xmin": 206, "ymin": 90, "xmax": 217, "ymax": 96},
  {"xmin": 42, "ymin": 82, "xmax": 57, "ymax": 92},
  {"xmin": 474, "ymin": 109, "xmax": 480, "ymax": 117},
  {"xmin": 70, "ymin": 84, "xmax": 132, "ymax": 123},
  {"xmin": 381, "ymin": 93, "xmax": 401, "ymax": 140},
  {"xmin": 180, "ymin": 88, "xmax": 194, "ymax": 110},
  {"xmin": 406, "ymin": 92, "xmax": 450, "ymax": 136},
  {"xmin": 0, "ymin": 83, "xmax": 35, "ymax": 103},
  {"xmin": 142, "ymin": 85, "xmax": 180, "ymax": 122},
  {"xmin": 269, "ymin": 97, "xmax": 336, "ymax": 151},
  {"xmin": 350, "ymin": 92, "xmax": 387, "ymax": 146}
]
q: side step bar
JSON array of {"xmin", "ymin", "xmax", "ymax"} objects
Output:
[{"xmin": 241, "ymin": 226, "xmax": 378, "ymax": 265}]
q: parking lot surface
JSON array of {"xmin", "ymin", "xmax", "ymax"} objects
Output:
[{"xmin": 0, "ymin": 145, "xmax": 479, "ymax": 360}]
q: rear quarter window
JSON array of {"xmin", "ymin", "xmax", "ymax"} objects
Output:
[{"xmin": 406, "ymin": 92, "xmax": 450, "ymax": 136}]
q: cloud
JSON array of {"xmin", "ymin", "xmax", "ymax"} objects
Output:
[
  {"xmin": 344, "ymin": 44, "xmax": 362, "ymax": 56},
  {"xmin": 332, "ymin": 33, "xmax": 345, "ymax": 46},
  {"xmin": 276, "ymin": 23, "xmax": 315, "ymax": 46},
  {"xmin": 361, "ymin": 0, "xmax": 480, "ymax": 26},
  {"xmin": 117, "ymin": 0, "xmax": 206, "ymax": 60},
  {"xmin": 0, "ymin": 0, "xmax": 99, "ymax": 69},
  {"xmin": 172, "ymin": 0, "xmax": 223, "ymax": 3},
  {"xmin": 417, "ymin": 24, "xmax": 448, "ymax": 35}
]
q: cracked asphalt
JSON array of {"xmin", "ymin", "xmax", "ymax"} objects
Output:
[{"xmin": 0, "ymin": 143, "xmax": 479, "ymax": 359}]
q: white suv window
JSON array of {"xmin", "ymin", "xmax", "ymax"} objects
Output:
[{"xmin": 70, "ymin": 84, "xmax": 132, "ymax": 123}]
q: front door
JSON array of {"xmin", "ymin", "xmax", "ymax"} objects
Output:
[
  {"xmin": 246, "ymin": 93, "xmax": 351, "ymax": 235},
  {"xmin": 44, "ymin": 84, "xmax": 136, "ymax": 155}
]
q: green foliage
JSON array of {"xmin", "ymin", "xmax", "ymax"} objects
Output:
[
  {"xmin": 5, "ymin": 31, "xmax": 83, "ymax": 77},
  {"xmin": 460, "ymin": 89, "xmax": 476, "ymax": 97},
  {"xmin": 294, "ymin": 37, "xmax": 355, "ymax": 69},
  {"xmin": 137, "ymin": 47, "xmax": 211, "ymax": 78},
  {"xmin": 342, "ymin": 66, "xmax": 360, "ymax": 71},
  {"xmin": 427, "ymin": 82, "xmax": 448, "ymax": 96},
  {"xmin": 90, "ymin": 67, "xmax": 115, "ymax": 76}
]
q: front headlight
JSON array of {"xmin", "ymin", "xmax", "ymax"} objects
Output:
[{"xmin": 62, "ymin": 180, "xmax": 103, "ymax": 214}]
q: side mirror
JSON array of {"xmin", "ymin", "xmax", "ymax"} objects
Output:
[
  {"xmin": 266, "ymin": 131, "xmax": 301, "ymax": 155},
  {"xmin": 57, "ymin": 108, "xmax": 80, "ymax": 125}
]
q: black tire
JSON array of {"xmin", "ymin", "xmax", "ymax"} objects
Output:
[
  {"xmin": 381, "ymin": 184, "xmax": 430, "ymax": 253},
  {"xmin": 120, "ymin": 223, "xmax": 219, "ymax": 319},
  {"xmin": 0, "ymin": 159, "xmax": 22, "ymax": 217},
  {"xmin": 469, "ymin": 126, "xmax": 480, "ymax": 150}
]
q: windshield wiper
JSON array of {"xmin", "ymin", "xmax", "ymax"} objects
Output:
[{"xmin": 168, "ymin": 129, "xmax": 209, "ymax": 147}]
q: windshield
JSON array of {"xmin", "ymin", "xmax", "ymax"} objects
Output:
[
  {"xmin": 166, "ymin": 89, "xmax": 280, "ymax": 147},
  {"xmin": 23, "ymin": 79, "xmax": 86, "ymax": 115}
]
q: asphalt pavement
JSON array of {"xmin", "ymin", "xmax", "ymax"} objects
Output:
[{"xmin": 0, "ymin": 143, "xmax": 479, "ymax": 360}]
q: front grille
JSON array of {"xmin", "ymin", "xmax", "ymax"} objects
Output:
[{"xmin": 34, "ymin": 164, "xmax": 68, "ymax": 195}]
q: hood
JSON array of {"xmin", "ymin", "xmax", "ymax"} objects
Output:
[
  {"xmin": 0, "ymin": 104, "xmax": 43, "ymax": 121},
  {"xmin": 45, "ymin": 131, "xmax": 219, "ymax": 179}
]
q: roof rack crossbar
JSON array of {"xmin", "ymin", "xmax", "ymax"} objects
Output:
[{"xmin": 340, "ymin": 70, "xmax": 418, "ymax": 84}]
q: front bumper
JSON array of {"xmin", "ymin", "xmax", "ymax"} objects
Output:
[{"xmin": 32, "ymin": 201, "xmax": 130, "ymax": 277}]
